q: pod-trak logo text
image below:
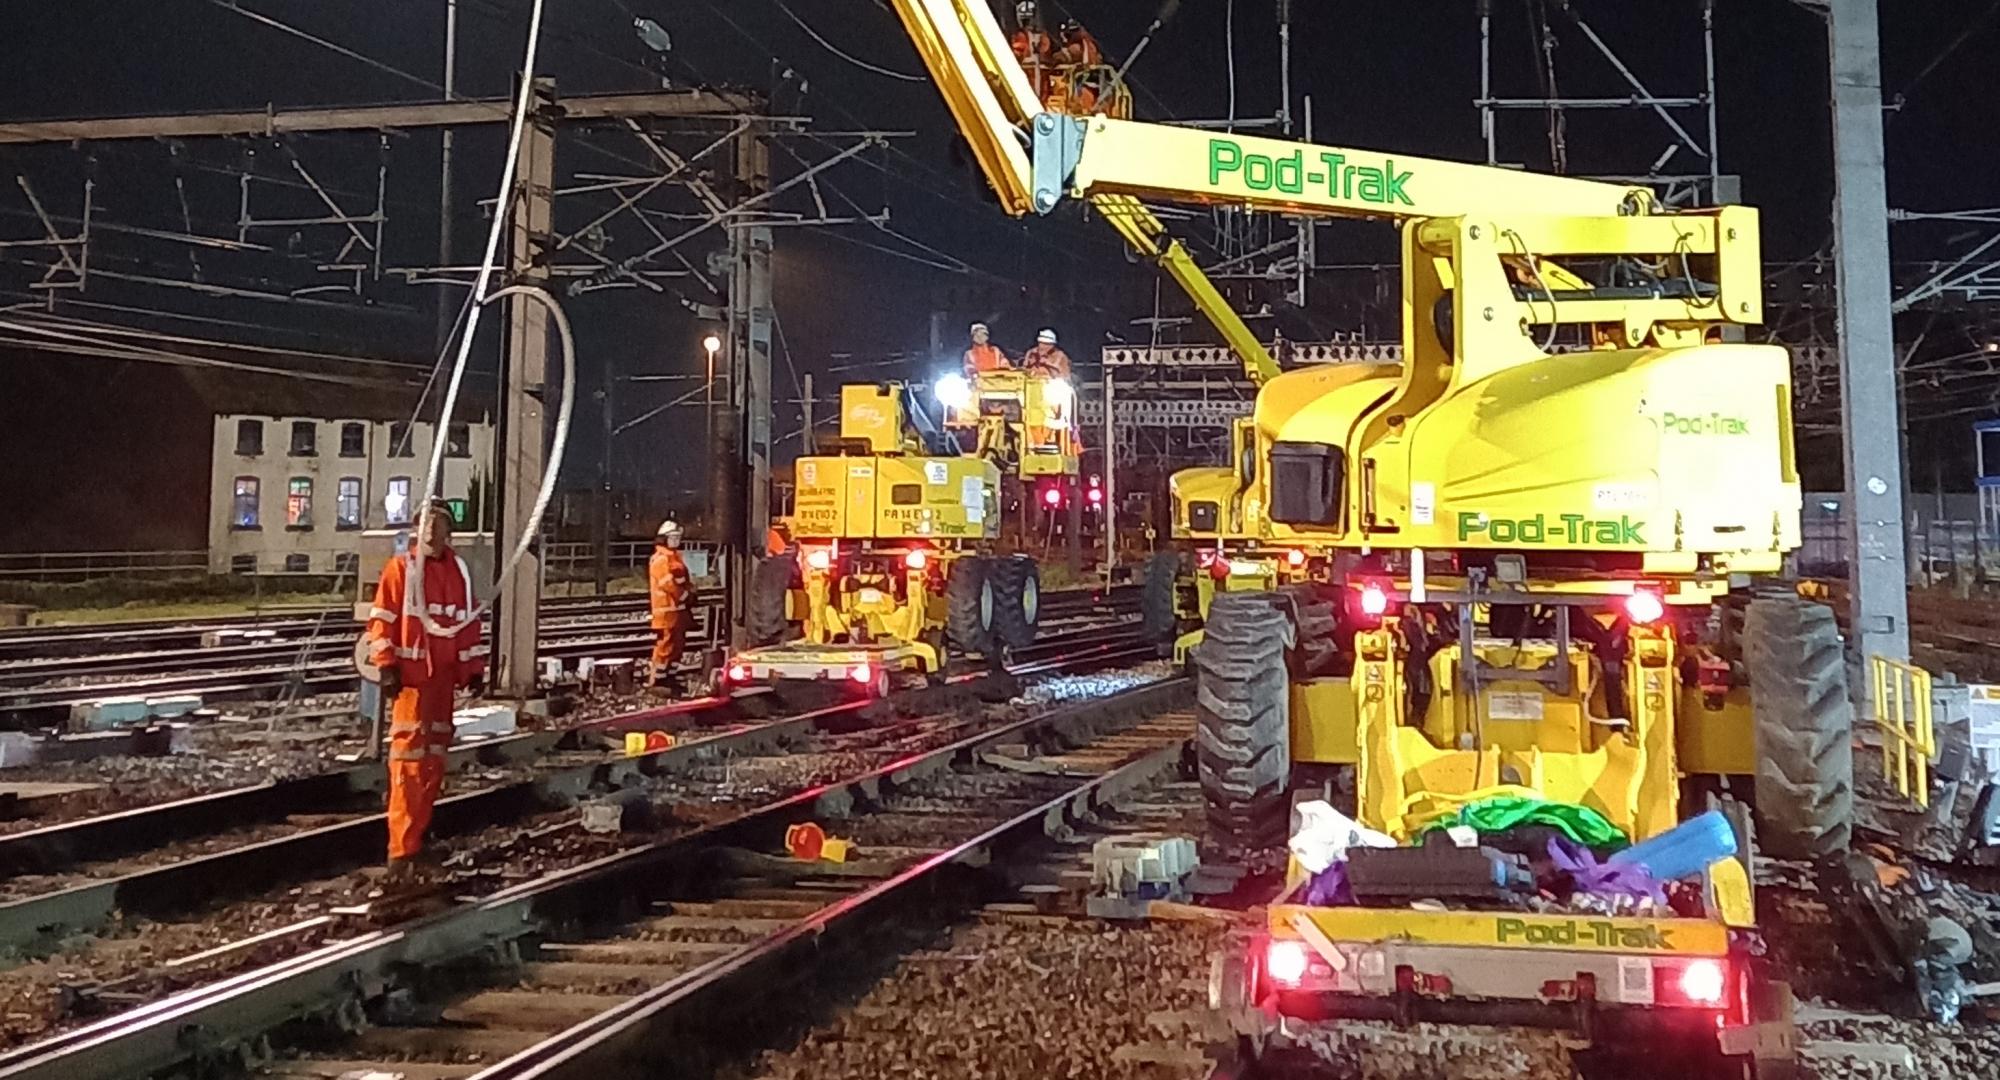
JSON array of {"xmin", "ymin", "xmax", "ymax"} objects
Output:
[
  {"xmin": 1456, "ymin": 512, "xmax": 1645, "ymax": 545},
  {"xmin": 1208, "ymin": 139, "xmax": 1414, "ymax": 207},
  {"xmin": 1495, "ymin": 917, "xmax": 1673, "ymax": 950}
]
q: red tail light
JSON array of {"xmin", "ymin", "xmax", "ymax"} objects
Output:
[
  {"xmin": 1625, "ymin": 589, "xmax": 1665, "ymax": 625},
  {"xmin": 1359, "ymin": 583, "xmax": 1389, "ymax": 616},
  {"xmin": 1265, "ymin": 940, "xmax": 1309, "ymax": 986},
  {"xmin": 727, "ymin": 663, "xmax": 749, "ymax": 682},
  {"xmin": 804, "ymin": 547, "xmax": 832, "ymax": 571},
  {"xmin": 1677, "ymin": 959, "xmax": 1726, "ymax": 1005},
  {"xmin": 1286, "ymin": 549, "xmax": 1306, "ymax": 567},
  {"xmin": 904, "ymin": 549, "xmax": 928, "ymax": 570},
  {"xmin": 848, "ymin": 663, "xmax": 873, "ymax": 686},
  {"xmin": 1043, "ymin": 487, "xmax": 1063, "ymax": 508}
]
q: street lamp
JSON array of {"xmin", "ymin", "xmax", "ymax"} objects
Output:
[{"xmin": 702, "ymin": 332, "xmax": 723, "ymax": 472}]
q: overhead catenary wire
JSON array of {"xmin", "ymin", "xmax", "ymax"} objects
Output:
[
  {"xmin": 205, "ymin": 0, "xmax": 445, "ymax": 93},
  {"xmin": 770, "ymin": 0, "xmax": 924, "ymax": 81}
]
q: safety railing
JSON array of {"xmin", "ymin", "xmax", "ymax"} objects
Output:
[{"xmin": 1870, "ymin": 655, "xmax": 1936, "ymax": 807}]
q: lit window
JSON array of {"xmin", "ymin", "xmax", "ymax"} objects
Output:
[
  {"xmin": 232, "ymin": 477, "xmax": 260, "ymax": 529},
  {"xmin": 283, "ymin": 553, "xmax": 311, "ymax": 573},
  {"xmin": 290, "ymin": 421, "xmax": 316, "ymax": 457},
  {"xmin": 235, "ymin": 419, "xmax": 264, "ymax": 457},
  {"xmin": 336, "ymin": 477, "xmax": 363, "ymax": 530},
  {"xmin": 388, "ymin": 421, "xmax": 415, "ymax": 458},
  {"xmin": 286, "ymin": 478, "xmax": 313, "ymax": 528},
  {"xmin": 385, "ymin": 476, "xmax": 413, "ymax": 525},
  {"xmin": 339, "ymin": 422, "xmax": 366, "ymax": 458},
  {"xmin": 447, "ymin": 422, "xmax": 472, "ymax": 459}
]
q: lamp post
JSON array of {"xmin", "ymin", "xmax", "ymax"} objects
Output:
[{"xmin": 703, "ymin": 332, "xmax": 722, "ymax": 467}]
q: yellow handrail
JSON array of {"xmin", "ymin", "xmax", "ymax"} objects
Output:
[{"xmin": 1869, "ymin": 656, "xmax": 1935, "ymax": 807}]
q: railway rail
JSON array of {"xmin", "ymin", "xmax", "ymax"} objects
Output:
[
  {"xmin": 0, "ymin": 585, "xmax": 1141, "ymax": 720},
  {"xmin": 0, "ymin": 671, "xmax": 1190, "ymax": 1080},
  {"xmin": 0, "ymin": 646, "xmax": 1180, "ymax": 1076},
  {"xmin": 0, "ymin": 593, "xmax": 654, "ymax": 662}
]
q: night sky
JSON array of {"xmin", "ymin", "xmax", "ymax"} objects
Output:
[{"xmin": 1, "ymin": 2, "xmax": 1995, "ymax": 550}]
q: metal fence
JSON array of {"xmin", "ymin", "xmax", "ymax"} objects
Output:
[{"xmin": 0, "ymin": 550, "xmax": 211, "ymax": 580}]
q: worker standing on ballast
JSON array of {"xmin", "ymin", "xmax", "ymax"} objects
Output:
[
  {"xmin": 962, "ymin": 321, "xmax": 1011, "ymax": 379},
  {"xmin": 365, "ymin": 500, "xmax": 485, "ymax": 879},
  {"xmin": 648, "ymin": 520, "xmax": 692, "ymax": 692},
  {"xmin": 1021, "ymin": 327, "xmax": 1072, "ymax": 379}
]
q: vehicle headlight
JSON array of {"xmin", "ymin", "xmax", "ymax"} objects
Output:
[{"xmin": 934, "ymin": 373, "xmax": 973, "ymax": 411}]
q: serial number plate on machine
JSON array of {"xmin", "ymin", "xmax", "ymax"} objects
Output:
[{"xmin": 1487, "ymin": 691, "xmax": 1545, "ymax": 721}]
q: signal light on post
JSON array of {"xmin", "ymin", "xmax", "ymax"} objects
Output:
[
  {"xmin": 1678, "ymin": 959, "xmax": 1726, "ymax": 1005},
  {"xmin": 1625, "ymin": 589, "xmax": 1665, "ymax": 625},
  {"xmin": 1087, "ymin": 487, "xmax": 1103, "ymax": 505},
  {"xmin": 1359, "ymin": 583, "xmax": 1389, "ymax": 617},
  {"xmin": 1265, "ymin": 939, "xmax": 1310, "ymax": 986},
  {"xmin": 1044, "ymin": 487, "xmax": 1063, "ymax": 508}
]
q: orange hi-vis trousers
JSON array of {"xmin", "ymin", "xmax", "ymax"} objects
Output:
[{"xmin": 387, "ymin": 679, "xmax": 456, "ymax": 860}]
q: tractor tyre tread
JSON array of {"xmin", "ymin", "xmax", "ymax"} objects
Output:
[
  {"xmin": 1141, "ymin": 551, "xmax": 1181, "ymax": 644},
  {"xmin": 1195, "ymin": 592, "xmax": 1294, "ymax": 857},
  {"xmin": 990, "ymin": 555, "xmax": 1041, "ymax": 650},
  {"xmin": 1745, "ymin": 595, "xmax": 1855, "ymax": 860},
  {"xmin": 946, "ymin": 557, "xmax": 996, "ymax": 656}
]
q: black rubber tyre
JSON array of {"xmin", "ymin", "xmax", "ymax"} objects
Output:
[
  {"xmin": 1744, "ymin": 594, "xmax": 1855, "ymax": 860},
  {"xmin": 746, "ymin": 551, "xmax": 796, "ymax": 647},
  {"xmin": 1279, "ymin": 583, "xmax": 1341, "ymax": 678},
  {"xmin": 990, "ymin": 555, "xmax": 1041, "ymax": 650},
  {"xmin": 1194, "ymin": 591, "xmax": 1295, "ymax": 857},
  {"xmin": 1141, "ymin": 550, "xmax": 1181, "ymax": 644},
  {"xmin": 945, "ymin": 556, "xmax": 997, "ymax": 656}
]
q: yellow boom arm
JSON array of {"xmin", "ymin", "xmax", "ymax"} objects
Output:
[{"xmin": 886, "ymin": 0, "xmax": 1673, "ymax": 386}]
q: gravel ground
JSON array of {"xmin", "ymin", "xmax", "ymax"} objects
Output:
[
  {"xmin": 743, "ymin": 918, "xmax": 1230, "ymax": 1080},
  {"xmin": 0, "ymin": 680, "xmax": 1150, "ymax": 1050}
]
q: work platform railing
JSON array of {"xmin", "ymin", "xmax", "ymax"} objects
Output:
[{"xmin": 1870, "ymin": 655, "xmax": 1936, "ymax": 807}]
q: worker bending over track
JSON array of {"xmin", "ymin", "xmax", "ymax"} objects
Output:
[
  {"xmin": 365, "ymin": 501, "xmax": 485, "ymax": 878},
  {"xmin": 648, "ymin": 519, "xmax": 692, "ymax": 692}
]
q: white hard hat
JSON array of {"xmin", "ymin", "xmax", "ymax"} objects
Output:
[
  {"xmin": 970, "ymin": 321, "xmax": 988, "ymax": 334},
  {"xmin": 656, "ymin": 519, "xmax": 681, "ymax": 538},
  {"xmin": 1036, "ymin": 328, "xmax": 1057, "ymax": 345}
]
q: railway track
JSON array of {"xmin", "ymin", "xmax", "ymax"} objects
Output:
[
  {"xmin": 0, "ymin": 622, "xmax": 1159, "ymax": 955},
  {"xmin": 0, "ymin": 672, "xmax": 1191, "ymax": 1080},
  {"xmin": 0, "ymin": 649, "xmax": 1180, "ymax": 1075},
  {"xmin": 0, "ymin": 593, "xmax": 653, "ymax": 663},
  {"xmin": 0, "ymin": 585, "xmax": 1139, "ymax": 720}
]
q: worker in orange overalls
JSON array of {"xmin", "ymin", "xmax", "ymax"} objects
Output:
[
  {"xmin": 365, "ymin": 500, "xmax": 485, "ymax": 879},
  {"xmin": 648, "ymin": 519, "xmax": 692, "ymax": 692},
  {"xmin": 1049, "ymin": 19, "xmax": 1105, "ymax": 113},
  {"xmin": 765, "ymin": 517, "xmax": 793, "ymax": 558},
  {"xmin": 1021, "ymin": 327, "xmax": 1072, "ymax": 379},
  {"xmin": 1020, "ymin": 328, "xmax": 1077, "ymax": 453},
  {"xmin": 962, "ymin": 322, "xmax": 1011, "ymax": 379},
  {"xmin": 1010, "ymin": 2, "xmax": 1054, "ymax": 103}
]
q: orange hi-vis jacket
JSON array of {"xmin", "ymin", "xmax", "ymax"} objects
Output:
[
  {"xmin": 650, "ymin": 548, "xmax": 691, "ymax": 631},
  {"xmin": 365, "ymin": 548, "xmax": 486, "ymax": 688},
  {"xmin": 963, "ymin": 342, "xmax": 1010, "ymax": 376},
  {"xmin": 1021, "ymin": 343, "xmax": 1072, "ymax": 379}
]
